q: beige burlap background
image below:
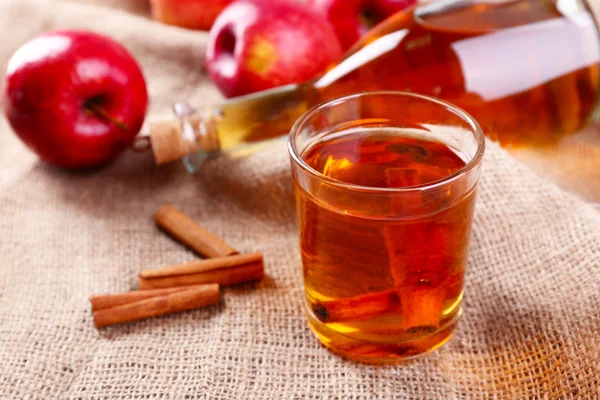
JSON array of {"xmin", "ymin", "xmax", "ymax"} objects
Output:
[{"xmin": 0, "ymin": 0, "xmax": 599, "ymax": 398}]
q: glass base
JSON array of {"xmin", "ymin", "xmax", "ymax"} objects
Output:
[{"xmin": 306, "ymin": 306, "xmax": 461, "ymax": 364}]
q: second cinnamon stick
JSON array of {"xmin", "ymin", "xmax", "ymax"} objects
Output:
[
  {"xmin": 311, "ymin": 290, "xmax": 400, "ymax": 323},
  {"xmin": 139, "ymin": 252, "xmax": 264, "ymax": 289}
]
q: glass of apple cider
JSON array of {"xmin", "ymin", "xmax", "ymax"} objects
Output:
[{"xmin": 288, "ymin": 92, "xmax": 485, "ymax": 363}]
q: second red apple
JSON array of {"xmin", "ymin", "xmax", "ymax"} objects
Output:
[{"xmin": 206, "ymin": 0, "xmax": 342, "ymax": 98}]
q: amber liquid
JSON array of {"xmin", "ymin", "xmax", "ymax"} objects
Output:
[
  {"xmin": 295, "ymin": 128, "xmax": 477, "ymax": 362},
  {"xmin": 210, "ymin": 0, "xmax": 600, "ymax": 154}
]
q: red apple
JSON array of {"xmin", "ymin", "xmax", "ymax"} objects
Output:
[
  {"xmin": 206, "ymin": 0, "xmax": 343, "ymax": 98},
  {"xmin": 309, "ymin": 0, "xmax": 417, "ymax": 50},
  {"xmin": 2, "ymin": 30, "xmax": 148, "ymax": 169},
  {"xmin": 149, "ymin": 0, "xmax": 233, "ymax": 31}
]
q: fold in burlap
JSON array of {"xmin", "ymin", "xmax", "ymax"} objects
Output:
[{"xmin": 0, "ymin": 1, "xmax": 599, "ymax": 398}]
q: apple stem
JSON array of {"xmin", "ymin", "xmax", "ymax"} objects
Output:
[{"xmin": 85, "ymin": 102, "xmax": 128, "ymax": 131}]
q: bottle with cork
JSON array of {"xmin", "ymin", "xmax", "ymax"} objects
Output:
[{"xmin": 142, "ymin": 0, "xmax": 600, "ymax": 173}]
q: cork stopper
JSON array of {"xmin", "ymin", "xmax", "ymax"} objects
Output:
[{"xmin": 149, "ymin": 119, "xmax": 190, "ymax": 165}]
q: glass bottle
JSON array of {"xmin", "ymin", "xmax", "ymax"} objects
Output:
[{"xmin": 146, "ymin": 0, "xmax": 600, "ymax": 173}]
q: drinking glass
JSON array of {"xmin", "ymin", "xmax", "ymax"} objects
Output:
[{"xmin": 289, "ymin": 92, "xmax": 485, "ymax": 362}]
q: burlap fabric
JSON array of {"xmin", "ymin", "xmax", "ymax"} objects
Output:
[{"xmin": 0, "ymin": 0, "xmax": 599, "ymax": 398}]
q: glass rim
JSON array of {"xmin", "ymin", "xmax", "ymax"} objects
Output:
[{"xmin": 288, "ymin": 91, "xmax": 486, "ymax": 194}]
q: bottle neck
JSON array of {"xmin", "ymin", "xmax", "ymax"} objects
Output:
[
  {"xmin": 147, "ymin": 83, "xmax": 315, "ymax": 173},
  {"xmin": 146, "ymin": 103, "xmax": 220, "ymax": 169}
]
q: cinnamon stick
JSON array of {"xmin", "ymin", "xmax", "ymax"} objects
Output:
[
  {"xmin": 90, "ymin": 286, "xmax": 205, "ymax": 311},
  {"xmin": 312, "ymin": 290, "xmax": 400, "ymax": 323},
  {"xmin": 92, "ymin": 283, "xmax": 220, "ymax": 328},
  {"xmin": 154, "ymin": 205, "xmax": 238, "ymax": 258},
  {"xmin": 384, "ymin": 168, "xmax": 444, "ymax": 331},
  {"xmin": 138, "ymin": 252, "xmax": 264, "ymax": 289}
]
